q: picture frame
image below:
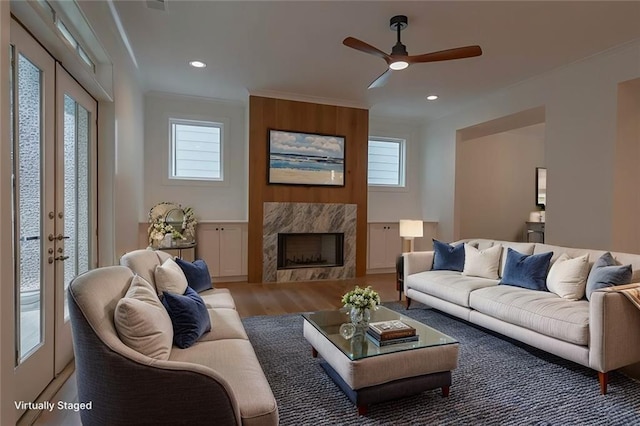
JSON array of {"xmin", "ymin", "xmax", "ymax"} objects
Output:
[
  {"xmin": 536, "ymin": 167, "xmax": 546, "ymax": 208},
  {"xmin": 268, "ymin": 129, "xmax": 345, "ymax": 186}
]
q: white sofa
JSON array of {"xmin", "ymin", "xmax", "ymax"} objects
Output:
[
  {"xmin": 68, "ymin": 249, "xmax": 278, "ymax": 425},
  {"xmin": 403, "ymin": 239, "xmax": 640, "ymax": 394}
]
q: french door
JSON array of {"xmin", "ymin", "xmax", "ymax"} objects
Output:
[{"xmin": 11, "ymin": 19, "xmax": 97, "ymax": 410}]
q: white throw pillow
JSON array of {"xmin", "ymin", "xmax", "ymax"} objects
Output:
[
  {"xmin": 546, "ymin": 253, "xmax": 590, "ymax": 300},
  {"xmin": 114, "ymin": 275, "xmax": 173, "ymax": 360},
  {"xmin": 154, "ymin": 257, "xmax": 188, "ymax": 296},
  {"xmin": 462, "ymin": 243, "xmax": 502, "ymax": 280}
]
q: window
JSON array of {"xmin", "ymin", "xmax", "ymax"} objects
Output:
[
  {"xmin": 368, "ymin": 137, "xmax": 405, "ymax": 187},
  {"xmin": 170, "ymin": 119, "xmax": 223, "ymax": 181},
  {"xmin": 38, "ymin": 1, "xmax": 96, "ymax": 72}
]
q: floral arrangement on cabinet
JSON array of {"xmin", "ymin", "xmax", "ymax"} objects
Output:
[{"xmin": 148, "ymin": 202, "xmax": 197, "ymax": 248}]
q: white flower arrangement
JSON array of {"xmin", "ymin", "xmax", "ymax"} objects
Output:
[
  {"xmin": 181, "ymin": 207, "xmax": 197, "ymax": 242},
  {"xmin": 341, "ymin": 286, "xmax": 381, "ymax": 311},
  {"xmin": 147, "ymin": 202, "xmax": 197, "ymax": 246}
]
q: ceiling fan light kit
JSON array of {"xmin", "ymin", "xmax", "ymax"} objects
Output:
[{"xmin": 343, "ymin": 14, "xmax": 483, "ymax": 89}]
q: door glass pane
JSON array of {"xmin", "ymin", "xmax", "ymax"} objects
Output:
[
  {"xmin": 16, "ymin": 53, "xmax": 44, "ymax": 360},
  {"xmin": 62, "ymin": 95, "xmax": 91, "ymax": 320}
]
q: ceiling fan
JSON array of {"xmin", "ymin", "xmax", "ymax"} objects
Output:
[{"xmin": 343, "ymin": 15, "xmax": 483, "ymax": 89}]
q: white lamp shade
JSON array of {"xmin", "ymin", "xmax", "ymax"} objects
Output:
[{"xmin": 399, "ymin": 220, "xmax": 423, "ymax": 238}]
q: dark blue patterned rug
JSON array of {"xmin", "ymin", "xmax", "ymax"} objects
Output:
[{"xmin": 242, "ymin": 302, "xmax": 640, "ymax": 425}]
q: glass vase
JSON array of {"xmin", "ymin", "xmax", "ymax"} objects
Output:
[{"xmin": 349, "ymin": 307, "xmax": 371, "ymax": 336}]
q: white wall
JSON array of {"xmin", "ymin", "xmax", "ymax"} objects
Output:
[
  {"xmin": 78, "ymin": 2, "xmax": 146, "ymax": 262},
  {"xmin": 144, "ymin": 92, "xmax": 247, "ymax": 221},
  {"xmin": 457, "ymin": 124, "xmax": 545, "ymax": 241},
  {"xmin": 422, "ymin": 41, "xmax": 640, "ymax": 250},
  {"xmin": 368, "ymin": 116, "xmax": 424, "ymax": 222}
]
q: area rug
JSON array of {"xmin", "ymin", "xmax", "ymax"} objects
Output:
[{"xmin": 242, "ymin": 302, "xmax": 640, "ymax": 425}]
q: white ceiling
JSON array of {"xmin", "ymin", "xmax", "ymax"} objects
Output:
[{"xmin": 113, "ymin": 1, "xmax": 640, "ymax": 121}]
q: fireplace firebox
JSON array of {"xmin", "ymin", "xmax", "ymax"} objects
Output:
[{"xmin": 277, "ymin": 233, "xmax": 344, "ymax": 270}]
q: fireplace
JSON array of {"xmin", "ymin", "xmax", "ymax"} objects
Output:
[{"xmin": 277, "ymin": 233, "xmax": 344, "ymax": 270}]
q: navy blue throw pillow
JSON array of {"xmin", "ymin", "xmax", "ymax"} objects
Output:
[
  {"xmin": 585, "ymin": 252, "xmax": 632, "ymax": 301},
  {"xmin": 162, "ymin": 287, "xmax": 211, "ymax": 349},
  {"xmin": 175, "ymin": 258, "xmax": 213, "ymax": 293},
  {"xmin": 432, "ymin": 239, "xmax": 465, "ymax": 272},
  {"xmin": 500, "ymin": 248, "xmax": 553, "ymax": 291}
]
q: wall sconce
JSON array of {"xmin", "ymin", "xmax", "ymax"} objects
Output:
[{"xmin": 399, "ymin": 220, "xmax": 423, "ymax": 253}]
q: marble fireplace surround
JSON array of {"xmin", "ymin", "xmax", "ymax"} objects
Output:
[{"xmin": 263, "ymin": 202, "xmax": 357, "ymax": 282}]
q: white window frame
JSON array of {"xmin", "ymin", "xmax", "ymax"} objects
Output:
[
  {"xmin": 367, "ymin": 136, "xmax": 406, "ymax": 188},
  {"xmin": 169, "ymin": 118, "xmax": 224, "ymax": 182}
]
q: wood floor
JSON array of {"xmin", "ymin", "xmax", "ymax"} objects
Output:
[
  {"xmin": 31, "ymin": 273, "xmax": 398, "ymax": 426},
  {"xmin": 217, "ymin": 272, "xmax": 399, "ymax": 318}
]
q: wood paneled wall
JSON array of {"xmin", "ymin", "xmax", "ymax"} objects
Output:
[{"xmin": 248, "ymin": 96, "xmax": 369, "ymax": 282}]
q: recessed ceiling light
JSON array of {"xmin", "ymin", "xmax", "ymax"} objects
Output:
[
  {"xmin": 189, "ymin": 60, "xmax": 207, "ymax": 68},
  {"xmin": 426, "ymin": 95, "xmax": 439, "ymax": 101}
]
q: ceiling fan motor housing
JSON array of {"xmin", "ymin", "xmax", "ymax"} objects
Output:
[
  {"xmin": 389, "ymin": 15, "xmax": 408, "ymax": 31},
  {"xmin": 390, "ymin": 15, "xmax": 409, "ymax": 56}
]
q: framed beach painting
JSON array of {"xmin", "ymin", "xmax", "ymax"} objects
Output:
[{"xmin": 268, "ymin": 129, "xmax": 345, "ymax": 186}]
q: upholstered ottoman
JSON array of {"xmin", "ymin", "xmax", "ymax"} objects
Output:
[{"xmin": 303, "ymin": 306, "xmax": 459, "ymax": 414}]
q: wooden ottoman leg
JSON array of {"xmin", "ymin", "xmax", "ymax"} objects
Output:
[
  {"xmin": 442, "ymin": 385, "xmax": 450, "ymax": 397},
  {"xmin": 357, "ymin": 405, "xmax": 367, "ymax": 416},
  {"xmin": 311, "ymin": 347, "xmax": 318, "ymax": 358},
  {"xmin": 406, "ymin": 296, "xmax": 412, "ymax": 309}
]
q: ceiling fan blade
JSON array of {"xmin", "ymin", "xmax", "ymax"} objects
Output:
[
  {"xmin": 408, "ymin": 45, "xmax": 483, "ymax": 64},
  {"xmin": 368, "ymin": 69, "xmax": 392, "ymax": 89},
  {"xmin": 343, "ymin": 37, "xmax": 391, "ymax": 61}
]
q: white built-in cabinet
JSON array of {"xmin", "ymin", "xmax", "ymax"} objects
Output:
[
  {"xmin": 367, "ymin": 223, "xmax": 401, "ymax": 270},
  {"xmin": 197, "ymin": 223, "xmax": 247, "ymax": 279}
]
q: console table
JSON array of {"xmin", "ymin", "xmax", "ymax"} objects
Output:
[
  {"xmin": 525, "ymin": 222, "xmax": 545, "ymax": 243},
  {"xmin": 155, "ymin": 242, "xmax": 197, "ymax": 262}
]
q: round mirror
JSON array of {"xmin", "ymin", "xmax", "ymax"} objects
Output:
[{"xmin": 165, "ymin": 208, "xmax": 185, "ymax": 230}]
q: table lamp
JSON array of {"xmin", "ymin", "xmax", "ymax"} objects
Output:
[{"xmin": 399, "ymin": 220, "xmax": 423, "ymax": 253}]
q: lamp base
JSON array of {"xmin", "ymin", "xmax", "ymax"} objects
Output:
[{"xmin": 402, "ymin": 238, "xmax": 414, "ymax": 253}]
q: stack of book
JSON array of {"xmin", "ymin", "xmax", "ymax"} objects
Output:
[{"xmin": 366, "ymin": 320, "xmax": 418, "ymax": 346}]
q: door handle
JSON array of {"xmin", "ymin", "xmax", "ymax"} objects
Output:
[
  {"xmin": 48, "ymin": 233, "xmax": 70, "ymax": 241},
  {"xmin": 55, "ymin": 255, "xmax": 70, "ymax": 262},
  {"xmin": 19, "ymin": 236, "xmax": 40, "ymax": 242}
]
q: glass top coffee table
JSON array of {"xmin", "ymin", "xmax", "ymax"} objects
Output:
[
  {"xmin": 302, "ymin": 305, "xmax": 459, "ymax": 415},
  {"xmin": 302, "ymin": 305, "xmax": 457, "ymax": 361}
]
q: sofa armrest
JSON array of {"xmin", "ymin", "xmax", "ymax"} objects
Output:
[
  {"xmin": 589, "ymin": 283, "xmax": 640, "ymax": 372},
  {"xmin": 403, "ymin": 251, "xmax": 434, "ymax": 280}
]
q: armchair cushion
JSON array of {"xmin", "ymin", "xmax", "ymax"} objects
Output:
[
  {"xmin": 162, "ymin": 287, "xmax": 211, "ymax": 349},
  {"xmin": 114, "ymin": 275, "xmax": 173, "ymax": 360},
  {"xmin": 176, "ymin": 258, "xmax": 213, "ymax": 293},
  {"xmin": 154, "ymin": 257, "xmax": 188, "ymax": 296}
]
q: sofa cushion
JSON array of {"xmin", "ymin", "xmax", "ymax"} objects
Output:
[
  {"xmin": 199, "ymin": 288, "xmax": 236, "ymax": 310},
  {"xmin": 155, "ymin": 257, "xmax": 189, "ymax": 296},
  {"xmin": 469, "ymin": 285, "xmax": 590, "ymax": 346},
  {"xmin": 501, "ymin": 249, "xmax": 553, "ymax": 291},
  {"xmin": 406, "ymin": 270, "xmax": 499, "ymax": 307},
  {"xmin": 162, "ymin": 287, "xmax": 211, "ymax": 349},
  {"xmin": 176, "ymin": 258, "xmax": 213, "ymax": 293},
  {"xmin": 586, "ymin": 252, "xmax": 632, "ymax": 301},
  {"xmin": 546, "ymin": 253, "xmax": 590, "ymax": 300},
  {"xmin": 462, "ymin": 243, "xmax": 502, "ymax": 280},
  {"xmin": 499, "ymin": 242, "xmax": 535, "ymax": 277},
  {"xmin": 113, "ymin": 275, "xmax": 173, "ymax": 360},
  {"xmin": 169, "ymin": 339, "xmax": 279, "ymax": 425},
  {"xmin": 432, "ymin": 240, "xmax": 465, "ymax": 272},
  {"xmin": 199, "ymin": 308, "xmax": 248, "ymax": 341}
]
